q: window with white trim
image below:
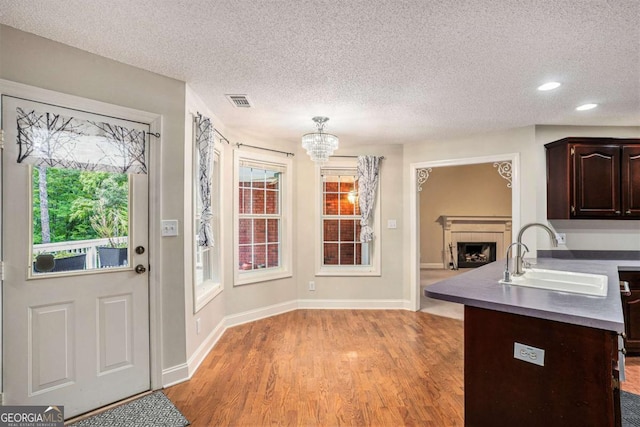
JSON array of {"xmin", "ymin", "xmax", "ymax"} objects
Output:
[
  {"xmin": 194, "ymin": 149, "xmax": 221, "ymax": 311},
  {"xmin": 234, "ymin": 151, "xmax": 292, "ymax": 285},
  {"xmin": 318, "ymin": 164, "xmax": 380, "ymax": 276}
]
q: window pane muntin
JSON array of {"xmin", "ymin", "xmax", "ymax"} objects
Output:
[
  {"xmin": 267, "ymin": 219, "xmax": 279, "ymax": 243},
  {"xmin": 324, "ymin": 193, "xmax": 338, "ymax": 215},
  {"xmin": 267, "ymin": 243, "xmax": 280, "ymax": 268},
  {"xmin": 265, "ymin": 189, "xmax": 279, "ymax": 214},
  {"xmin": 339, "ymin": 192, "xmax": 355, "ymax": 215},
  {"xmin": 251, "ymin": 189, "xmax": 265, "ymax": 214},
  {"xmin": 340, "ymin": 243, "xmax": 356, "ymax": 265},
  {"xmin": 253, "ymin": 218, "xmax": 267, "ymax": 244},
  {"xmin": 239, "ymin": 245, "xmax": 253, "ymax": 270},
  {"xmin": 339, "ymin": 179, "xmax": 354, "ymax": 192},
  {"xmin": 238, "ymin": 188, "xmax": 250, "ymax": 214},
  {"xmin": 323, "ymin": 219, "xmax": 339, "ymax": 241},
  {"xmin": 266, "ymin": 175, "xmax": 279, "ymax": 191},
  {"xmin": 323, "ymin": 243, "xmax": 339, "ymax": 265},
  {"xmin": 324, "ymin": 181, "xmax": 338, "ymax": 193},
  {"xmin": 339, "ymin": 219, "xmax": 356, "ymax": 241},
  {"xmin": 254, "ymin": 244, "xmax": 266, "ymax": 268},
  {"xmin": 239, "ymin": 218, "xmax": 252, "ymax": 245}
]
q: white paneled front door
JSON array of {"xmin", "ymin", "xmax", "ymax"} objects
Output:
[{"xmin": 2, "ymin": 95, "xmax": 150, "ymax": 418}]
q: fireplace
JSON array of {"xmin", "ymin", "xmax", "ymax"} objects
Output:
[
  {"xmin": 438, "ymin": 216, "xmax": 511, "ymax": 270},
  {"xmin": 457, "ymin": 242, "xmax": 496, "ymax": 268}
]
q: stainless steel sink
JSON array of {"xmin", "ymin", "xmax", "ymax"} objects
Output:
[{"xmin": 499, "ymin": 268, "xmax": 608, "ymax": 296}]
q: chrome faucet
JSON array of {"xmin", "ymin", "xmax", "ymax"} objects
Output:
[
  {"xmin": 513, "ymin": 223, "xmax": 558, "ymax": 276},
  {"xmin": 503, "ymin": 242, "xmax": 529, "ymax": 283}
]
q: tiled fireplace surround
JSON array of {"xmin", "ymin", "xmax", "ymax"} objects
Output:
[{"xmin": 440, "ymin": 216, "xmax": 512, "ymax": 269}]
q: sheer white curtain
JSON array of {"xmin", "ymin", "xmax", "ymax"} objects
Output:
[
  {"xmin": 16, "ymin": 107, "xmax": 147, "ymax": 174},
  {"xmin": 195, "ymin": 113, "xmax": 214, "ymax": 247},
  {"xmin": 356, "ymin": 155, "xmax": 382, "ymax": 242}
]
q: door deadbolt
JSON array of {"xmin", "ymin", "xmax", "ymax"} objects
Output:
[
  {"xmin": 135, "ymin": 264, "xmax": 147, "ymax": 274},
  {"xmin": 135, "ymin": 246, "xmax": 145, "ymax": 254}
]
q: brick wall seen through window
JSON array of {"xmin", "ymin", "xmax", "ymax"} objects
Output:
[
  {"xmin": 238, "ymin": 166, "xmax": 281, "ymax": 271},
  {"xmin": 322, "ymin": 173, "xmax": 369, "ymax": 266}
]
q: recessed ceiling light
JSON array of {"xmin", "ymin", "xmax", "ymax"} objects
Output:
[
  {"xmin": 576, "ymin": 103, "xmax": 598, "ymax": 111},
  {"xmin": 537, "ymin": 82, "xmax": 561, "ymax": 91}
]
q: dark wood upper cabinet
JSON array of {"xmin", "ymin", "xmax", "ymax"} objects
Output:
[{"xmin": 546, "ymin": 137, "xmax": 640, "ymax": 219}]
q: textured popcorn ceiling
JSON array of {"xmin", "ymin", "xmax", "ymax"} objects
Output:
[{"xmin": 1, "ymin": 0, "xmax": 638, "ymax": 147}]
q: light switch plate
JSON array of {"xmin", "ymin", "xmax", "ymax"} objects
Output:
[
  {"xmin": 161, "ymin": 220, "xmax": 179, "ymax": 237},
  {"xmin": 387, "ymin": 219, "xmax": 397, "ymax": 229},
  {"xmin": 514, "ymin": 342, "xmax": 545, "ymax": 366}
]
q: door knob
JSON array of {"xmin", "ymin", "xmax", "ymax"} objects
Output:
[
  {"xmin": 135, "ymin": 246, "xmax": 145, "ymax": 254},
  {"xmin": 135, "ymin": 264, "xmax": 147, "ymax": 274}
]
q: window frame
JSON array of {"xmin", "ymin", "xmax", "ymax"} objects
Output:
[
  {"xmin": 316, "ymin": 161, "xmax": 381, "ymax": 277},
  {"xmin": 233, "ymin": 150, "xmax": 293, "ymax": 286},
  {"xmin": 193, "ymin": 145, "xmax": 223, "ymax": 313}
]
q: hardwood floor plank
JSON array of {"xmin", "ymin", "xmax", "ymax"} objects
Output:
[
  {"xmin": 623, "ymin": 356, "xmax": 640, "ymax": 395},
  {"xmin": 165, "ymin": 310, "xmax": 464, "ymax": 426}
]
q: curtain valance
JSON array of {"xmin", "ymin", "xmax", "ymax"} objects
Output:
[{"xmin": 16, "ymin": 107, "xmax": 147, "ymax": 174}]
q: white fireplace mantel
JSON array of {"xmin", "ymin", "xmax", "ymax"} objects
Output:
[
  {"xmin": 440, "ymin": 215, "xmax": 513, "ymax": 267},
  {"xmin": 441, "ymin": 215, "xmax": 512, "ymax": 232}
]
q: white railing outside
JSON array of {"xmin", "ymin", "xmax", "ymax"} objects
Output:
[{"xmin": 34, "ymin": 237, "xmax": 128, "ymax": 269}]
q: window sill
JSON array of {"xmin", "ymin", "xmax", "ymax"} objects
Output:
[
  {"xmin": 194, "ymin": 281, "xmax": 223, "ymax": 312},
  {"xmin": 316, "ymin": 267, "xmax": 381, "ymax": 277},
  {"xmin": 235, "ymin": 269, "xmax": 292, "ymax": 286}
]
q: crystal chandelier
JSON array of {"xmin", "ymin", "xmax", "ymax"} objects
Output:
[{"xmin": 301, "ymin": 116, "xmax": 339, "ymax": 163}]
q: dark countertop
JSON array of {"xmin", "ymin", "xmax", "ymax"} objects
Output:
[{"xmin": 425, "ymin": 258, "xmax": 640, "ymax": 333}]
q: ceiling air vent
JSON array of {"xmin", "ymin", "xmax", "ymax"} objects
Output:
[{"xmin": 225, "ymin": 94, "xmax": 252, "ymax": 108}]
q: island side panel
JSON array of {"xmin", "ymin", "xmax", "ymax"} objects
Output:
[{"xmin": 464, "ymin": 306, "xmax": 619, "ymax": 427}]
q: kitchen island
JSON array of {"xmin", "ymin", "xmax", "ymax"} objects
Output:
[{"xmin": 425, "ymin": 258, "xmax": 640, "ymax": 427}]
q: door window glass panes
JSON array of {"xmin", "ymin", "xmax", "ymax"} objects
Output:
[{"xmin": 31, "ymin": 167, "xmax": 131, "ymax": 274}]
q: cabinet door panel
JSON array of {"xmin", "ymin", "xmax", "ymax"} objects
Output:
[
  {"xmin": 572, "ymin": 145, "xmax": 620, "ymax": 218},
  {"xmin": 623, "ymin": 291, "xmax": 640, "ymax": 354},
  {"xmin": 622, "ymin": 145, "xmax": 640, "ymax": 217}
]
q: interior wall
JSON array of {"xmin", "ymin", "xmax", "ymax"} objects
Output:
[
  {"xmin": 0, "ymin": 24, "xmax": 188, "ymax": 371},
  {"xmin": 295, "ymin": 144, "xmax": 405, "ymax": 304},
  {"xmin": 420, "ymin": 163, "xmax": 512, "ymax": 267}
]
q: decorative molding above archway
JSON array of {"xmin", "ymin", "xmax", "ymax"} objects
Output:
[
  {"xmin": 417, "ymin": 161, "xmax": 513, "ymax": 192},
  {"xmin": 493, "ymin": 161, "xmax": 512, "ymax": 188},
  {"xmin": 416, "ymin": 167, "xmax": 432, "ymax": 192}
]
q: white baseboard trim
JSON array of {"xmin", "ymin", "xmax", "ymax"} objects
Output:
[
  {"xmin": 186, "ymin": 319, "xmax": 226, "ymax": 379},
  {"xmin": 161, "ymin": 363, "xmax": 189, "ymax": 388},
  {"xmin": 163, "ymin": 300, "xmax": 298, "ymax": 387},
  {"xmin": 224, "ymin": 300, "xmax": 298, "ymax": 328},
  {"xmin": 297, "ymin": 299, "xmax": 408, "ymax": 310},
  {"xmin": 401, "ymin": 299, "xmax": 416, "ymax": 311},
  {"xmin": 421, "ymin": 263, "xmax": 445, "ymax": 269}
]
